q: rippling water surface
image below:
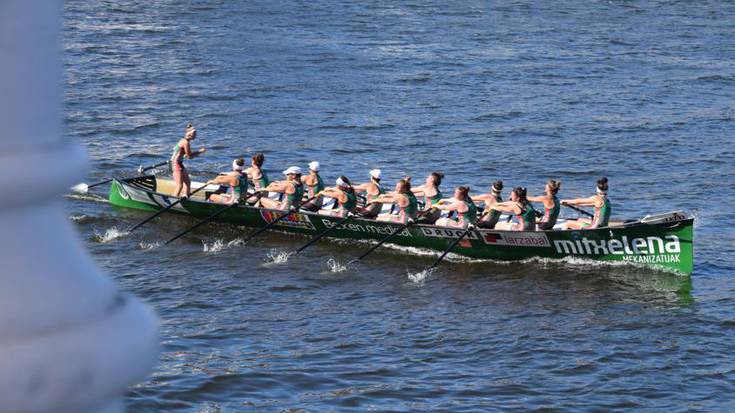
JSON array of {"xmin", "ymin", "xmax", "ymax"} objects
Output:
[{"xmin": 63, "ymin": 1, "xmax": 735, "ymax": 411}]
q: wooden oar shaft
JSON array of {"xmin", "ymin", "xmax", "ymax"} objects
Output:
[
  {"xmin": 564, "ymin": 203, "xmax": 594, "ymax": 218},
  {"xmin": 127, "ymin": 184, "xmax": 208, "ymax": 233},
  {"xmin": 351, "ymin": 221, "xmax": 411, "ymax": 263},
  {"xmin": 87, "ymin": 160, "xmax": 169, "ymax": 190},
  {"xmin": 296, "ymin": 214, "xmax": 353, "ymax": 253},
  {"xmin": 164, "ymin": 202, "xmax": 239, "ymax": 245}
]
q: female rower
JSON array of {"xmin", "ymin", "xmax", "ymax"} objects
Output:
[
  {"xmin": 489, "ymin": 187, "xmax": 537, "ymax": 231},
  {"xmin": 562, "ymin": 177, "xmax": 611, "ymax": 229},
  {"xmin": 375, "ymin": 178, "xmax": 418, "ymax": 223},
  {"xmin": 258, "ymin": 166, "xmax": 304, "ymax": 210},
  {"xmin": 434, "ymin": 186, "xmax": 478, "ymax": 228},
  {"xmin": 528, "ymin": 179, "xmax": 561, "ymax": 230},
  {"xmin": 300, "ymin": 161, "xmax": 325, "ymax": 212},
  {"xmin": 318, "ymin": 176, "xmax": 358, "ymax": 217},
  {"xmin": 171, "ymin": 123, "xmax": 206, "ymax": 197},
  {"xmin": 206, "ymin": 158, "xmax": 248, "ymax": 205},
  {"xmin": 412, "ymin": 172, "xmax": 444, "ymax": 224},
  {"xmin": 471, "ymin": 180, "xmax": 504, "ymax": 229},
  {"xmin": 245, "ymin": 153, "xmax": 269, "ymax": 190},
  {"xmin": 354, "ymin": 169, "xmax": 385, "ymax": 218}
]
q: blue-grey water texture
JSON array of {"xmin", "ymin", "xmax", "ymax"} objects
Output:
[{"xmin": 64, "ymin": 1, "xmax": 735, "ymax": 411}]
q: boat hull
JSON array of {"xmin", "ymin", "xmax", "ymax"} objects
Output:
[{"xmin": 109, "ymin": 176, "xmax": 694, "ymax": 275}]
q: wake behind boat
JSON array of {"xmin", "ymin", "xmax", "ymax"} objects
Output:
[{"xmin": 109, "ymin": 175, "xmax": 694, "ymax": 275}]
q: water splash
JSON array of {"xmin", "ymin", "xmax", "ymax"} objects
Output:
[
  {"xmin": 93, "ymin": 227, "xmax": 129, "ymax": 243},
  {"xmin": 202, "ymin": 238, "xmax": 244, "ymax": 253},
  {"xmin": 64, "ymin": 193, "xmax": 109, "ymax": 204},
  {"xmin": 139, "ymin": 241, "xmax": 160, "ymax": 251},
  {"xmin": 407, "ymin": 267, "xmax": 434, "ymax": 284},
  {"xmin": 326, "ymin": 258, "xmax": 348, "ymax": 273},
  {"xmin": 264, "ymin": 249, "xmax": 293, "ymax": 264},
  {"xmin": 70, "ymin": 214, "xmax": 89, "ymax": 223}
]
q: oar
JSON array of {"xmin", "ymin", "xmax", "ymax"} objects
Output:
[
  {"xmin": 563, "ymin": 203, "xmax": 594, "ymax": 218},
  {"xmin": 239, "ymin": 194, "xmax": 318, "ymax": 243},
  {"xmin": 423, "ymin": 209, "xmax": 493, "ymax": 271},
  {"xmin": 164, "ymin": 201, "xmax": 241, "ymax": 245},
  {"xmin": 71, "ymin": 160, "xmax": 169, "ymax": 193},
  {"xmin": 348, "ymin": 220, "xmax": 413, "ymax": 264},
  {"xmin": 127, "ymin": 184, "xmax": 210, "ymax": 233},
  {"xmin": 294, "ymin": 213, "xmax": 354, "ymax": 254}
]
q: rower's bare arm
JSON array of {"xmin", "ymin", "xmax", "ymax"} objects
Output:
[
  {"xmin": 526, "ymin": 195, "xmax": 545, "ymax": 203},
  {"xmin": 353, "ymin": 183, "xmax": 370, "ymax": 192},
  {"xmin": 471, "ymin": 194, "xmax": 490, "ymax": 202},
  {"xmin": 265, "ymin": 181, "xmax": 287, "ymax": 192},
  {"xmin": 375, "ymin": 194, "xmax": 395, "ymax": 203},
  {"xmin": 489, "ymin": 201, "xmax": 518, "ymax": 214},
  {"xmin": 562, "ymin": 196, "xmax": 596, "ymax": 206}
]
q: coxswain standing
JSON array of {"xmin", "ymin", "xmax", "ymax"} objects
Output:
[{"xmin": 171, "ymin": 123, "xmax": 206, "ymax": 197}]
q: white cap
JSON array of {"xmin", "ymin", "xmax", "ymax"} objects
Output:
[
  {"xmin": 232, "ymin": 159, "xmax": 245, "ymax": 172},
  {"xmin": 336, "ymin": 177, "xmax": 347, "ymax": 187},
  {"xmin": 309, "ymin": 161, "xmax": 320, "ymax": 171},
  {"xmin": 369, "ymin": 169, "xmax": 382, "ymax": 179},
  {"xmin": 283, "ymin": 166, "xmax": 302, "ymax": 175}
]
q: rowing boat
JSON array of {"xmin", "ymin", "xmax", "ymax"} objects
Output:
[{"xmin": 108, "ymin": 175, "xmax": 694, "ymax": 275}]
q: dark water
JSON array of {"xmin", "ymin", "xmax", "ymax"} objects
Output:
[{"xmin": 63, "ymin": 1, "xmax": 735, "ymax": 411}]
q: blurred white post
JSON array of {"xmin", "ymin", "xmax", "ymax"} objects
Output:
[{"xmin": 0, "ymin": 1, "xmax": 159, "ymax": 413}]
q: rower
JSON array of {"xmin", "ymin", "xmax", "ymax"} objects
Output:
[
  {"xmin": 488, "ymin": 187, "xmax": 537, "ymax": 231},
  {"xmin": 300, "ymin": 161, "xmax": 325, "ymax": 212},
  {"xmin": 434, "ymin": 186, "xmax": 477, "ymax": 228},
  {"xmin": 412, "ymin": 172, "xmax": 444, "ymax": 224},
  {"xmin": 206, "ymin": 158, "xmax": 248, "ymax": 205},
  {"xmin": 562, "ymin": 177, "xmax": 611, "ymax": 229},
  {"xmin": 245, "ymin": 153, "xmax": 269, "ymax": 191},
  {"xmin": 354, "ymin": 169, "xmax": 385, "ymax": 218},
  {"xmin": 257, "ymin": 166, "xmax": 304, "ymax": 210},
  {"xmin": 528, "ymin": 179, "xmax": 561, "ymax": 230},
  {"xmin": 471, "ymin": 180, "xmax": 504, "ymax": 229},
  {"xmin": 318, "ymin": 176, "xmax": 358, "ymax": 217},
  {"xmin": 171, "ymin": 123, "xmax": 206, "ymax": 197},
  {"xmin": 375, "ymin": 178, "xmax": 418, "ymax": 223}
]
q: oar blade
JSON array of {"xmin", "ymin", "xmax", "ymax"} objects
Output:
[{"xmin": 70, "ymin": 183, "xmax": 89, "ymax": 194}]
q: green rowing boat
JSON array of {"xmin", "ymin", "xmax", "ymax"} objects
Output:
[{"xmin": 109, "ymin": 175, "xmax": 694, "ymax": 275}]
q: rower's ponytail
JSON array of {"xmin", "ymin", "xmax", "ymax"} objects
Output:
[
  {"xmin": 253, "ymin": 153, "xmax": 265, "ymax": 167},
  {"xmin": 458, "ymin": 186, "xmax": 470, "ymax": 199},
  {"xmin": 513, "ymin": 186, "xmax": 528, "ymax": 203},
  {"xmin": 397, "ymin": 178, "xmax": 411, "ymax": 193},
  {"xmin": 548, "ymin": 179, "xmax": 561, "ymax": 194},
  {"xmin": 430, "ymin": 172, "xmax": 444, "ymax": 186},
  {"xmin": 597, "ymin": 177, "xmax": 608, "ymax": 192},
  {"xmin": 492, "ymin": 180, "xmax": 504, "ymax": 193}
]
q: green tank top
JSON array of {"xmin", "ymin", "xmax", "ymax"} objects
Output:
[
  {"xmin": 286, "ymin": 181, "xmax": 304, "ymax": 208},
  {"xmin": 371, "ymin": 182, "xmax": 385, "ymax": 201},
  {"xmin": 171, "ymin": 143, "xmax": 182, "ymax": 164},
  {"xmin": 233, "ymin": 173, "xmax": 248, "ymax": 198},
  {"xmin": 459, "ymin": 198, "xmax": 478, "ymax": 224},
  {"xmin": 426, "ymin": 188, "xmax": 443, "ymax": 206},
  {"xmin": 309, "ymin": 174, "xmax": 325, "ymax": 196},
  {"xmin": 543, "ymin": 195, "xmax": 560, "ymax": 225},
  {"xmin": 484, "ymin": 194, "xmax": 502, "ymax": 222},
  {"xmin": 340, "ymin": 189, "xmax": 357, "ymax": 212},
  {"xmin": 593, "ymin": 196, "xmax": 611, "ymax": 228},
  {"xmin": 255, "ymin": 170, "xmax": 269, "ymax": 189},
  {"xmin": 517, "ymin": 201, "xmax": 536, "ymax": 230},
  {"xmin": 402, "ymin": 191, "xmax": 418, "ymax": 219}
]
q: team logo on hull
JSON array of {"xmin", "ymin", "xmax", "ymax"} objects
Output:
[
  {"xmin": 260, "ymin": 210, "xmax": 315, "ymax": 230},
  {"xmin": 421, "ymin": 227, "xmax": 479, "ymax": 240},
  {"xmin": 482, "ymin": 231, "xmax": 551, "ymax": 247},
  {"xmin": 552, "ymin": 235, "xmax": 682, "ymax": 262}
]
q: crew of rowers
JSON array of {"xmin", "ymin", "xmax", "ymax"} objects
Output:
[{"xmin": 171, "ymin": 125, "xmax": 610, "ymax": 231}]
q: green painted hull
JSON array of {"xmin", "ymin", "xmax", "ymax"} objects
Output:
[{"xmin": 109, "ymin": 176, "xmax": 694, "ymax": 275}]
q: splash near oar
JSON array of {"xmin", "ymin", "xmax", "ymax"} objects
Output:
[{"xmin": 71, "ymin": 160, "xmax": 169, "ymax": 194}]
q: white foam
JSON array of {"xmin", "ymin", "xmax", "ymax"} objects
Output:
[
  {"xmin": 264, "ymin": 249, "xmax": 293, "ymax": 264},
  {"xmin": 326, "ymin": 258, "xmax": 348, "ymax": 273},
  {"xmin": 407, "ymin": 267, "xmax": 434, "ymax": 284},
  {"xmin": 69, "ymin": 214, "xmax": 88, "ymax": 222},
  {"xmin": 138, "ymin": 241, "xmax": 160, "ymax": 251},
  {"xmin": 64, "ymin": 193, "xmax": 109, "ymax": 204},
  {"xmin": 93, "ymin": 227, "xmax": 129, "ymax": 243},
  {"xmin": 202, "ymin": 238, "xmax": 243, "ymax": 253}
]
